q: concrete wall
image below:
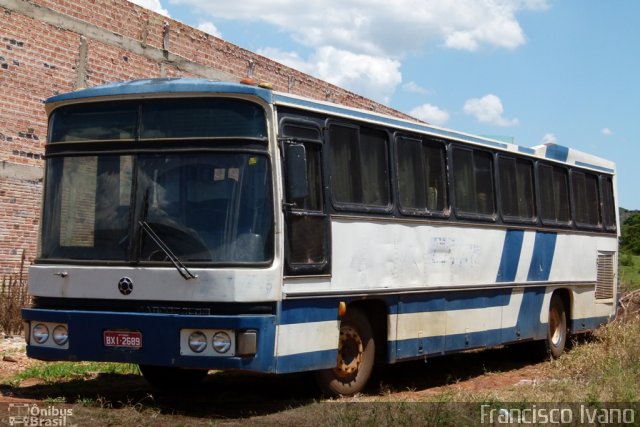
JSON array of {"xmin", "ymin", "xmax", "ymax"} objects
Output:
[{"xmin": 0, "ymin": 0, "xmax": 412, "ymax": 275}]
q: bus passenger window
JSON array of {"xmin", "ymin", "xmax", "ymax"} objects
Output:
[
  {"xmin": 329, "ymin": 124, "xmax": 390, "ymax": 209},
  {"xmin": 498, "ymin": 156, "xmax": 535, "ymax": 221},
  {"xmin": 572, "ymin": 171, "xmax": 601, "ymax": 228},
  {"xmin": 452, "ymin": 147, "xmax": 495, "ymax": 218},
  {"xmin": 601, "ymin": 176, "xmax": 616, "ymax": 230},
  {"xmin": 539, "ymin": 164, "xmax": 571, "ymax": 224},
  {"xmin": 397, "ymin": 136, "xmax": 447, "ymax": 215}
]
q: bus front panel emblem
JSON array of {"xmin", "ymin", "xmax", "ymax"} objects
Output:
[{"xmin": 118, "ymin": 277, "xmax": 133, "ymax": 295}]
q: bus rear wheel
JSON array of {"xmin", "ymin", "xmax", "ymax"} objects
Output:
[
  {"xmin": 315, "ymin": 308, "xmax": 375, "ymax": 397},
  {"xmin": 546, "ymin": 293, "xmax": 568, "ymax": 359},
  {"xmin": 139, "ymin": 365, "xmax": 208, "ymax": 390}
]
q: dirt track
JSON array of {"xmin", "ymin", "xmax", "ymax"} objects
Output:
[{"xmin": 0, "ymin": 336, "xmax": 549, "ymax": 425}]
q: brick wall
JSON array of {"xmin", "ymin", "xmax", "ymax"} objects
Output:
[{"xmin": 0, "ymin": 0, "xmax": 413, "ymax": 275}]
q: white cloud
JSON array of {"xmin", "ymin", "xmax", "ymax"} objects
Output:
[
  {"xmin": 463, "ymin": 94, "xmax": 519, "ymax": 127},
  {"xmin": 541, "ymin": 133, "xmax": 557, "ymax": 145},
  {"xmin": 602, "ymin": 127, "xmax": 614, "ymax": 136},
  {"xmin": 167, "ymin": 0, "xmax": 548, "ymax": 103},
  {"xmin": 409, "ymin": 104, "xmax": 450, "ymax": 126},
  {"xmin": 403, "ymin": 81, "xmax": 430, "ymax": 95},
  {"xmin": 259, "ymin": 47, "xmax": 402, "ymax": 104},
  {"xmin": 517, "ymin": 0, "xmax": 550, "ymax": 11},
  {"xmin": 169, "ymin": 0, "xmax": 548, "ymax": 56},
  {"xmin": 197, "ymin": 21, "xmax": 222, "ymax": 38},
  {"xmin": 129, "ymin": 0, "xmax": 170, "ymax": 17}
]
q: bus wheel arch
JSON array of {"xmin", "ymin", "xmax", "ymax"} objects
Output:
[{"xmin": 315, "ymin": 306, "xmax": 375, "ymax": 397}]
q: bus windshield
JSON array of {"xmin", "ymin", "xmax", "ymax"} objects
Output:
[{"xmin": 40, "ymin": 152, "xmax": 274, "ymax": 265}]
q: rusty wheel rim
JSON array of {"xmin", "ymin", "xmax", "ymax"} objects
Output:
[{"xmin": 335, "ymin": 325, "xmax": 363, "ymax": 379}]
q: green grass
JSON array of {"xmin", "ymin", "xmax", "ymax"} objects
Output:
[
  {"xmin": 620, "ymin": 253, "xmax": 640, "ymax": 291},
  {"xmin": 6, "ymin": 361, "xmax": 139, "ymax": 386}
]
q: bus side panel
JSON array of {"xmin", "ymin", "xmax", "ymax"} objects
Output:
[{"xmin": 274, "ymin": 298, "xmax": 340, "ymax": 374}]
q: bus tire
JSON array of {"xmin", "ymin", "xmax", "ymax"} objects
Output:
[
  {"xmin": 546, "ymin": 293, "xmax": 568, "ymax": 359},
  {"xmin": 139, "ymin": 365, "xmax": 208, "ymax": 390},
  {"xmin": 315, "ymin": 308, "xmax": 375, "ymax": 397}
]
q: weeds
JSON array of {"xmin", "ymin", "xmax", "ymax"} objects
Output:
[
  {"xmin": 0, "ymin": 249, "xmax": 29, "ymax": 336},
  {"xmin": 551, "ymin": 314, "xmax": 640, "ymax": 401},
  {"xmin": 620, "ymin": 252, "xmax": 640, "ymax": 291},
  {"xmin": 7, "ymin": 361, "xmax": 140, "ymax": 386}
]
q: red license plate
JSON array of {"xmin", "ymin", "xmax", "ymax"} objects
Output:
[{"xmin": 103, "ymin": 331, "xmax": 142, "ymax": 348}]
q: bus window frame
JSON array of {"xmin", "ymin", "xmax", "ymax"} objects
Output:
[
  {"xmin": 496, "ymin": 154, "xmax": 537, "ymax": 225},
  {"xmin": 535, "ymin": 161, "xmax": 573, "ymax": 228},
  {"xmin": 570, "ymin": 169, "xmax": 603, "ymax": 231},
  {"xmin": 449, "ymin": 144, "xmax": 497, "ymax": 222},
  {"xmin": 394, "ymin": 132, "xmax": 450, "ymax": 219},
  {"xmin": 279, "ymin": 118, "xmax": 331, "ymax": 276},
  {"xmin": 326, "ymin": 120, "xmax": 393, "ymax": 214},
  {"xmin": 599, "ymin": 175, "xmax": 617, "ymax": 232}
]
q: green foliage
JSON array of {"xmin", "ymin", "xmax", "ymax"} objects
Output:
[
  {"xmin": 620, "ymin": 254, "xmax": 640, "ymax": 291},
  {"xmin": 7, "ymin": 362, "xmax": 139, "ymax": 385},
  {"xmin": 621, "ymin": 213, "xmax": 640, "ymax": 255}
]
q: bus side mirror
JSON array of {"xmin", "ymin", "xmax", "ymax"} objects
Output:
[{"xmin": 285, "ymin": 143, "xmax": 309, "ymax": 200}]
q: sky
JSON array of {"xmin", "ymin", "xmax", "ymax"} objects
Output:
[{"xmin": 131, "ymin": 0, "xmax": 640, "ymax": 210}]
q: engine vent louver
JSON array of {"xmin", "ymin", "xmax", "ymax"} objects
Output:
[{"xmin": 595, "ymin": 253, "xmax": 615, "ymax": 300}]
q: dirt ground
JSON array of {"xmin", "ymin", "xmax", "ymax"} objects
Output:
[{"xmin": 0, "ymin": 334, "xmax": 550, "ymax": 426}]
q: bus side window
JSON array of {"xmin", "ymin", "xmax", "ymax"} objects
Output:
[
  {"xmin": 452, "ymin": 146, "xmax": 495, "ymax": 218},
  {"xmin": 600, "ymin": 176, "xmax": 617, "ymax": 231},
  {"xmin": 498, "ymin": 155, "xmax": 535, "ymax": 222},
  {"xmin": 538, "ymin": 164, "xmax": 571, "ymax": 225},
  {"xmin": 328, "ymin": 124, "xmax": 391, "ymax": 210},
  {"xmin": 571, "ymin": 170, "xmax": 601, "ymax": 228},
  {"xmin": 396, "ymin": 135, "xmax": 448, "ymax": 216}
]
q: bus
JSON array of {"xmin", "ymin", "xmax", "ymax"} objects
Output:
[{"xmin": 22, "ymin": 78, "xmax": 619, "ymax": 396}]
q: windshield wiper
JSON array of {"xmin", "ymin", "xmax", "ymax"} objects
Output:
[{"xmin": 138, "ymin": 220, "xmax": 198, "ymax": 280}]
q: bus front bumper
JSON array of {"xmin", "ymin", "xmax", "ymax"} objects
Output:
[{"xmin": 21, "ymin": 308, "xmax": 276, "ymax": 372}]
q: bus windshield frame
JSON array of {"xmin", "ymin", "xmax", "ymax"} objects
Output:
[{"xmin": 38, "ymin": 97, "xmax": 274, "ymax": 267}]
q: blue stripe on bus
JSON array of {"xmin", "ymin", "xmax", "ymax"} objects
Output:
[
  {"xmin": 276, "ymin": 313, "xmax": 612, "ymax": 371},
  {"xmin": 570, "ymin": 315, "xmax": 610, "ymax": 333},
  {"xmin": 545, "ymin": 144, "xmax": 569, "ymax": 162},
  {"xmin": 22, "ymin": 308, "xmax": 277, "ymax": 372},
  {"xmin": 512, "ymin": 286, "xmax": 547, "ymax": 340},
  {"xmin": 279, "ymin": 298, "xmax": 340, "ymax": 325},
  {"xmin": 276, "ymin": 349, "xmax": 337, "ymax": 373},
  {"xmin": 527, "ymin": 232, "xmax": 557, "ymax": 281},
  {"xmin": 496, "ymin": 230, "xmax": 524, "ymax": 282},
  {"xmin": 395, "ymin": 288, "xmax": 511, "ymax": 315}
]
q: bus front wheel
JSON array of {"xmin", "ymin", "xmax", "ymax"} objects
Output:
[
  {"xmin": 315, "ymin": 308, "xmax": 375, "ymax": 397},
  {"xmin": 546, "ymin": 293, "xmax": 568, "ymax": 359}
]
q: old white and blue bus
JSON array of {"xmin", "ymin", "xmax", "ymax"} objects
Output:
[{"xmin": 23, "ymin": 78, "xmax": 619, "ymax": 396}]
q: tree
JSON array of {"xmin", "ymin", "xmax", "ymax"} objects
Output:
[{"xmin": 621, "ymin": 212, "xmax": 640, "ymax": 255}]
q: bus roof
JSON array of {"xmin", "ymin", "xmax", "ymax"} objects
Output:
[
  {"xmin": 45, "ymin": 78, "xmax": 274, "ymax": 105},
  {"xmin": 44, "ymin": 78, "xmax": 615, "ymax": 174}
]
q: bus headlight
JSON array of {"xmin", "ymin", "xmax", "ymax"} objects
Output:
[
  {"xmin": 52, "ymin": 325, "xmax": 69, "ymax": 346},
  {"xmin": 212, "ymin": 331, "xmax": 232, "ymax": 354},
  {"xmin": 188, "ymin": 331, "xmax": 208, "ymax": 353},
  {"xmin": 32, "ymin": 323, "xmax": 49, "ymax": 344}
]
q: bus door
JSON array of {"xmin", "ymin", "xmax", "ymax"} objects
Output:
[{"xmin": 280, "ymin": 121, "xmax": 330, "ymax": 275}]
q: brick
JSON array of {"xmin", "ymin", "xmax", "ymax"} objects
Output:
[{"xmin": 0, "ymin": 0, "xmax": 412, "ymax": 277}]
